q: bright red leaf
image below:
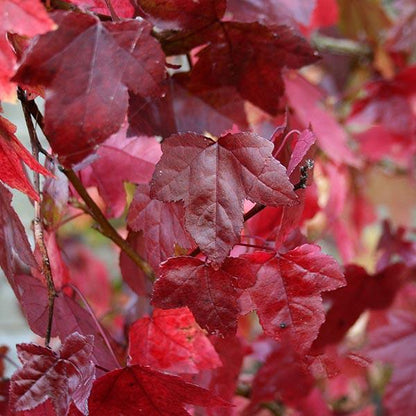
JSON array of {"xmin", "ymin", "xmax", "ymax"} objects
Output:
[
  {"xmin": 0, "ymin": 114, "xmax": 52, "ymax": 201},
  {"xmin": 128, "ymin": 307, "xmax": 221, "ymax": 374},
  {"xmin": 151, "ymin": 132, "xmax": 298, "ymax": 264},
  {"xmin": 127, "ymin": 184, "xmax": 193, "ymax": 271},
  {"xmin": 284, "ymin": 72, "xmax": 359, "ymax": 166},
  {"xmin": 240, "ymin": 244, "xmax": 345, "ymax": 352},
  {"xmin": 152, "ymin": 256, "xmax": 255, "ymax": 336},
  {"xmin": 10, "ymin": 333, "xmax": 95, "ymax": 416},
  {"xmin": 366, "ymin": 310, "xmax": 416, "ymax": 416},
  {"xmin": 0, "ymin": 0, "xmax": 54, "ymax": 100},
  {"xmin": 88, "ymin": 364, "xmax": 230, "ymax": 416},
  {"xmin": 14, "ymin": 12, "xmax": 166, "ymax": 166}
]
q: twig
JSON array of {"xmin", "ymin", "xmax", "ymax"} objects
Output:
[
  {"xmin": 103, "ymin": 0, "xmax": 120, "ymax": 21},
  {"xmin": 65, "ymin": 284, "xmax": 120, "ymax": 368},
  {"xmin": 311, "ymin": 32, "xmax": 372, "ymax": 57},
  {"xmin": 61, "ymin": 168, "xmax": 155, "ymax": 281},
  {"xmin": 19, "ymin": 91, "xmax": 57, "ymax": 348},
  {"xmin": 19, "ymin": 96, "xmax": 155, "ymax": 282}
]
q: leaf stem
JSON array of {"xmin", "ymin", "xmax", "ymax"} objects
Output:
[
  {"xmin": 61, "ymin": 167, "xmax": 156, "ymax": 281},
  {"xmin": 19, "ymin": 90, "xmax": 57, "ymax": 348},
  {"xmin": 64, "ymin": 283, "xmax": 121, "ymax": 368}
]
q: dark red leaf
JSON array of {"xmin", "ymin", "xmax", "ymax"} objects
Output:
[
  {"xmin": 81, "ymin": 125, "xmax": 161, "ymax": 217},
  {"xmin": 0, "ymin": 0, "xmax": 54, "ymax": 100},
  {"xmin": 128, "ymin": 307, "xmax": 221, "ymax": 373},
  {"xmin": 0, "ymin": 114, "xmax": 52, "ymax": 200},
  {"xmin": 241, "ymin": 245, "xmax": 345, "ymax": 352},
  {"xmin": 136, "ymin": 0, "xmax": 226, "ymax": 30},
  {"xmin": 366, "ymin": 310, "xmax": 416, "ymax": 416},
  {"xmin": 151, "ymin": 132, "xmax": 297, "ymax": 264},
  {"xmin": 127, "ymin": 184, "xmax": 193, "ymax": 271},
  {"xmin": 0, "ymin": 379, "xmax": 9, "ymax": 416},
  {"xmin": 14, "ymin": 12, "xmax": 165, "ymax": 165},
  {"xmin": 152, "ymin": 256, "xmax": 256, "ymax": 336},
  {"xmin": 88, "ymin": 364, "xmax": 230, "ymax": 416},
  {"xmin": 189, "ymin": 22, "xmax": 319, "ymax": 115},
  {"xmin": 313, "ymin": 263, "xmax": 406, "ymax": 350},
  {"xmin": 10, "ymin": 333, "xmax": 95, "ymax": 415},
  {"xmin": 246, "ymin": 342, "xmax": 314, "ymax": 413}
]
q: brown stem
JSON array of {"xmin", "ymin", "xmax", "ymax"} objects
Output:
[
  {"xmin": 103, "ymin": 0, "xmax": 120, "ymax": 21},
  {"xmin": 19, "ymin": 95, "xmax": 155, "ymax": 282},
  {"xmin": 20, "ymin": 92, "xmax": 57, "ymax": 348},
  {"xmin": 61, "ymin": 167, "xmax": 155, "ymax": 281}
]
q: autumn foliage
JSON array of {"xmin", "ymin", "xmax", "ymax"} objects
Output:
[{"xmin": 1, "ymin": 0, "xmax": 416, "ymax": 415}]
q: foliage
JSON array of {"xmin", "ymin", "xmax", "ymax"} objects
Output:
[{"xmin": 1, "ymin": 0, "xmax": 416, "ymax": 415}]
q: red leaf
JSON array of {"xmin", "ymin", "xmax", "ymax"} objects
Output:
[
  {"xmin": 151, "ymin": 132, "xmax": 297, "ymax": 264},
  {"xmin": 246, "ymin": 342, "xmax": 314, "ymax": 413},
  {"xmin": 10, "ymin": 333, "xmax": 95, "ymax": 416},
  {"xmin": 189, "ymin": 22, "xmax": 319, "ymax": 115},
  {"xmin": 137, "ymin": 0, "xmax": 226, "ymax": 30},
  {"xmin": 241, "ymin": 245, "xmax": 345, "ymax": 352},
  {"xmin": 15, "ymin": 274, "xmax": 119, "ymax": 371},
  {"xmin": 128, "ymin": 307, "xmax": 221, "ymax": 374},
  {"xmin": 81, "ymin": 125, "xmax": 161, "ymax": 217},
  {"xmin": 366, "ymin": 310, "xmax": 416, "ymax": 416},
  {"xmin": 0, "ymin": 114, "xmax": 52, "ymax": 200},
  {"xmin": 68, "ymin": 0, "xmax": 134, "ymax": 18},
  {"xmin": 127, "ymin": 184, "xmax": 193, "ymax": 271},
  {"xmin": 0, "ymin": 0, "xmax": 54, "ymax": 100},
  {"xmin": 0, "ymin": 379, "xmax": 9, "ymax": 416},
  {"xmin": 0, "ymin": 183, "xmax": 37, "ymax": 292},
  {"xmin": 152, "ymin": 256, "xmax": 256, "ymax": 336},
  {"xmin": 313, "ymin": 263, "xmax": 406, "ymax": 350},
  {"xmin": 88, "ymin": 364, "xmax": 230, "ymax": 416},
  {"xmin": 14, "ymin": 12, "xmax": 165, "ymax": 166},
  {"xmin": 284, "ymin": 72, "xmax": 359, "ymax": 166}
]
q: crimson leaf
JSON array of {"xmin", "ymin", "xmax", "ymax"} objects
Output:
[
  {"xmin": 14, "ymin": 12, "xmax": 165, "ymax": 165},
  {"xmin": 151, "ymin": 132, "xmax": 297, "ymax": 265},
  {"xmin": 128, "ymin": 307, "xmax": 221, "ymax": 374},
  {"xmin": 88, "ymin": 364, "xmax": 230, "ymax": 415}
]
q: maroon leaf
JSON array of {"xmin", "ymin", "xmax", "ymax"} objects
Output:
[
  {"xmin": 313, "ymin": 263, "xmax": 406, "ymax": 350},
  {"xmin": 246, "ymin": 342, "xmax": 314, "ymax": 413},
  {"xmin": 136, "ymin": 0, "xmax": 226, "ymax": 30},
  {"xmin": 0, "ymin": 114, "xmax": 52, "ymax": 200},
  {"xmin": 127, "ymin": 184, "xmax": 193, "ymax": 271},
  {"xmin": 88, "ymin": 364, "xmax": 230, "ymax": 415},
  {"xmin": 151, "ymin": 132, "xmax": 297, "ymax": 264},
  {"xmin": 81, "ymin": 125, "xmax": 161, "ymax": 217},
  {"xmin": 10, "ymin": 333, "xmax": 95, "ymax": 415},
  {"xmin": 189, "ymin": 22, "xmax": 319, "ymax": 115},
  {"xmin": 241, "ymin": 245, "xmax": 345, "ymax": 352},
  {"xmin": 366, "ymin": 310, "xmax": 416, "ymax": 416},
  {"xmin": 128, "ymin": 307, "xmax": 221, "ymax": 374},
  {"xmin": 152, "ymin": 256, "xmax": 256, "ymax": 336},
  {"xmin": 14, "ymin": 12, "xmax": 165, "ymax": 165},
  {"xmin": 0, "ymin": 0, "xmax": 54, "ymax": 100}
]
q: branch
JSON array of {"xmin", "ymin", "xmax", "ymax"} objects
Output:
[
  {"xmin": 19, "ymin": 95, "xmax": 155, "ymax": 282},
  {"xmin": 19, "ymin": 90, "xmax": 57, "ymax": 347},
  {"xmin": 311, "ymin": 32, "xmax": 372, "ymax": 57}
]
